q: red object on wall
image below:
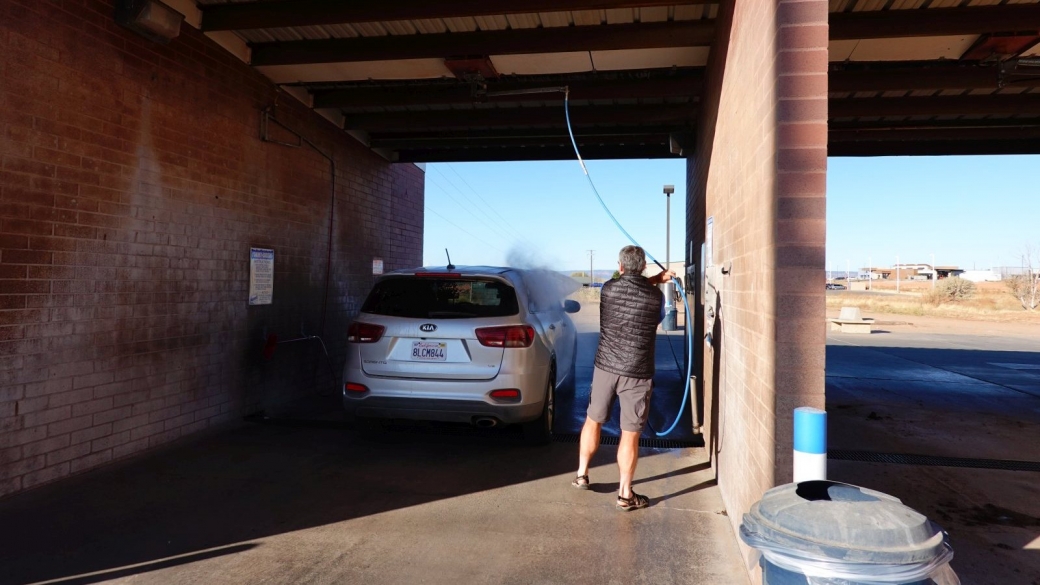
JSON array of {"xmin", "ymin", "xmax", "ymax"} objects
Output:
[
  {"xmin": 444, "ymin": 56, "xmax": 500, "ymax": 79},
  {"xmin": 262, "ymin": 334, "xmax": 279, "ymax": 360}
]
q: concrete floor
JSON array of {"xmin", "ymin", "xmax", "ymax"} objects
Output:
[
  {"xmin": 827, "ymin": 325, "xmax": 1040, "ymax": 585},
  {"xmin": 0, "ymin": 303, "xmax": 746, "ymax": 585},
  {"xmin": 9, "ymin": 299, "xmax": 1035, "ymax": 583}
]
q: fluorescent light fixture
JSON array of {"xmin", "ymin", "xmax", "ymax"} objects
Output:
[{"xmin": 115, "ymin": 0, "xmax": 184, "ymax": 44}]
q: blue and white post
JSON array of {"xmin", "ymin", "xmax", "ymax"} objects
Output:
[{"xmin": 793, "ymin": 407, "xmax": 827, "ymax": 483}]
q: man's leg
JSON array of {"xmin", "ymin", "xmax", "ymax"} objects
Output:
[
  {"xmin": 576, "ymin": 367, "xmax": 616, "ymax": 484},
  {"xmin": 577, "ymin": 417, "xmax": 601, "ymax": 477},
  {"xmin": 617, "ymin": 430, "xmax": 640, "ymax": 499},
  {"xmin": 616, "ymin": 375, "xmax": 653, "ymax": 506}
]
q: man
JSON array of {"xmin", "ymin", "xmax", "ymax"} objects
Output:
[{"xmin": 572, "ymin": 245, "xmax": 675, "ymax": 511}]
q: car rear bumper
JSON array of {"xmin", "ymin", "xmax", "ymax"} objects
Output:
[
  {"xmin": 342, "ymin": 368, "xmax": 549, "ymax": 425},
  {"xmin": 343, "ymin": 395, "xmax": 542, "ymax": 425}
]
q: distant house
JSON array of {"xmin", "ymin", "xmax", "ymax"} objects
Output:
[{"xmin": 860, "ymin": 264, "xmax": 961, "ymax": 281}]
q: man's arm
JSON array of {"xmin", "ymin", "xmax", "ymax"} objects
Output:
[{"xmin": 647, "ymin": 269, "xmax": 676, "ymax": 285}]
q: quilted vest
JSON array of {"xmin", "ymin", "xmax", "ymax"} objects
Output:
[{"xmin": 594, "ymin": 274, "xmax": 663, "ymax": 379}]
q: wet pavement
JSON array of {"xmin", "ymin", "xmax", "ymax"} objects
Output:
[
  {"xmin": 0, "ymin": 301, "xmax": 741, "ymax": 585},
  {"xmin": 826, "ymin": 328, "xmax": 1040, "ymax": 584}
]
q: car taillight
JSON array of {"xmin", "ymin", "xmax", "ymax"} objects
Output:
[
  {"xmin": 489, "ymin": 389, "xmax": 521, "ymax": 400},
  {"xmin": 475, "ymin": 325, "xmax": 535, "ymax": 348},
  {"xmin": 347, "ymin": 322, "xmax": 385, "ymax": 343},
  {"xmin": 345, "ymin": 382, "xmax": 369, "ymax": 394}
]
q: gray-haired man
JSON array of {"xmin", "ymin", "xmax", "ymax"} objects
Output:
[{"xmin": 572, "ymin": 245, "xmax": 674, "ymax": 510}]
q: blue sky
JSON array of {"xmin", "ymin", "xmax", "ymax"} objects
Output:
[{"xmin": 422, "ymin": 156, "xmax": 1039, "ymax": 273}]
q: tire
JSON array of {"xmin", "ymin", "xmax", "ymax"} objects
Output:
[{"xmin": 523, "ymin": 367, "xmax": 555, "ymax": 445}]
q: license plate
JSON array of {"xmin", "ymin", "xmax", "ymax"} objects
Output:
[{"xmin": 411, "ymin": 341, "xmax": 447, "ymax": 362}]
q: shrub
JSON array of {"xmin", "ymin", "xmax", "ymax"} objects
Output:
[
  {"xmin": 931, "ymin": 277, "xmax": 976, "ymax": 303},
  {"xmin": 1006, "ymin": 274, "xmax": 1040, "ymax": 311}
]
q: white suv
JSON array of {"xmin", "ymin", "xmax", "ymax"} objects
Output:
[{"xmin": 342, "ymin": 266, "xmax": 579, "ymax": 444}]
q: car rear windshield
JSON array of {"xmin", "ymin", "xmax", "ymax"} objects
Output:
[{"xmin": 361, "ymin": 277, "xmax": 520, "ymax": 319}]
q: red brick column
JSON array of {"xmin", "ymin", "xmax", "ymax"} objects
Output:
[
  {"xmin": 774, "ymin": 0, "xmax": 829, "ymax": 484},
  {"xmin": 686, "ymin": 0, "xmax": 827, "ymax": 580}
]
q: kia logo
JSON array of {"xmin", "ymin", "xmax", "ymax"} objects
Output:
[{"xmin": 419, "ymin": 324, "xmax": 437, "ymax": 332}]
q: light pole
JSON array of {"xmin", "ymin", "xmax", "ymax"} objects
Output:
[
  {"xmin": 868, "ymin": 257, "xmax": 872, "ymax": 291},
  {"xmin": 663, "ymin": 185, "xmax": 677, "ymax": 331},
  {"xmin": 587, "ymin": 250, "xmax": 595, "ymax": 286},
  {"xmin": 931, "ymin": 253, "xmax": 936, "ymax": 289},
  {"xmin": 664, "ymin": 185, "xmax": 674, "ymax": 270},
  {"xmin": 846, "ymin": 259, "xmax": 850, "ymax": 284},
  {"xmin": 896, "ymin": 254, "xmax": 900, "ymax": 294}
]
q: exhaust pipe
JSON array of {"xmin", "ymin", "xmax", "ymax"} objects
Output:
[{"xmin": 473, "ymin": 417, "xmax": 500, "ymax": 428}]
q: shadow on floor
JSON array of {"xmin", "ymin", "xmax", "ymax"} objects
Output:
[{"xmin": 0, "ymin": 423, "xmax": 588, "ymax": 584}]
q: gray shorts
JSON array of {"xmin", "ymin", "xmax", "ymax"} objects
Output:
[{"xmin": 587, "ymin": 366, "xmax": 654, "ymax": 433}]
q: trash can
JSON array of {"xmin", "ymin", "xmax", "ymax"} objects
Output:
[{"xmin": 740, "ymin": 481, "xmax": 959, "ymax": 585}]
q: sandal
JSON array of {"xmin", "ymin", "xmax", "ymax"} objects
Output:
[
  {"xmin": 571, "ymin": 474, "xmax": 590, "ymax": 490},
  {"xmin": 616, "ymin": 491, "xmax": 650, "ymax": 511}
]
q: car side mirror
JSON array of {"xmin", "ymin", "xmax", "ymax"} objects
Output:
[{"xmin": 563, "ymin": 300, "xmax": 581, "ymax": 314}]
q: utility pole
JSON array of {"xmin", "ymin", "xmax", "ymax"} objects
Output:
[
  {"xmin": 846, "ymin": 259, "xmax": 850, "ymax": 283},
  {"xmin": 931, "ymin": 253, "xmax": 936, "ymax": 289},
  {"xmin": 868, "ymin": 257, "xmax": 872, "ymax": 291},
  {"xmin": 896, "ymin": 254, "xmax": 900, "ymax": 294},
  {"xmin": 587, "ymin": 250, "xmax": 595, "ymax": 286}
]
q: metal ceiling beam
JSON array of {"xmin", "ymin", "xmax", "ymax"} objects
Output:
[
  {"xmin": 369, "ymin": 125, "xmax": 691, "ymax": 148},
  {"xmin": 207, "ymin": 1, "xmax": 1040, "ymax": 39},
  {"xmin": 397, "ymin": 143, "xmax": 681, "ymax": 163},
  {"xmin": 830, "ymin": 125, "xmax": 1040, "ymax": 143},
  {"xmin": 830, "ymin": 60, "xmax": 1040, "ymax": 93},
  {"xmin": 829, "ymin": 65, "xmax": 1000, "ymax": 93},
  {"xmin": 829, "ymin": 94, "xmax": 1040, "ymax": 118},
  {"xmin": 312, "ymin": 74, "xmax": 704, "ymax": 109},
  {"xmin": 342, "ymin": 104, "xmax": 694, "ymax": 131},
  {"xmin": 831, "ymin": 4, "xmax": 1040, "ymax": 41},
  {"xmin": 201, "ymin": 0, "xmax": 716, "ymax": 32},
  {"xmin": 829, "ymin": 139, "xmax": 1040, "ymax": 157},
  {"xmin": 376, "ymin": 134, "xmax": 674, "ymax": 149},
  {"xmin": 250, "ymin": 21, "xmax": 713, "ymax": 66},
  {"xmin": 829, "ymin": 118, "xmax": 1040, "ymax": 131}
]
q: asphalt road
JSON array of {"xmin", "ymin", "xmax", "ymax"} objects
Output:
[{"xmin": 826, "ymin": 327, "xmax": 1040, "ymax": 585}]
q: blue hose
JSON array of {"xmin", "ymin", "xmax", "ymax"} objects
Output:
[{"xmin": 563, "ymin": 90, "xmax": 694, "ymax": 437}]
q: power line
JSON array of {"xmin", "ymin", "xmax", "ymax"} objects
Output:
[
  {"xmin": 425, "ymin": 179, "xmax": 520, "ymax": 247},
  {"xmin": 430, "ymin": 166, "xmax": 534, "ymax": 247},
  {"xmin": 424, "ymin": 205, "xmax": 505, "ymax": 254},
  {"xmin": 443, "ymin": 163, "xmax": 535, "ymax": 246},
  {"xmin": 587, "ymin": 249, "xmax": 595, "ymax": 287}
]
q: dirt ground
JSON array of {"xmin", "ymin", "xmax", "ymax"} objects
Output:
[{"xmin": 826, "ymin": 308, "xmax": 1040, "ymax": 338}]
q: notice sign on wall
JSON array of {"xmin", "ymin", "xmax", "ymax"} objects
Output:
[
  {"xmin": 249, "ymin": 248, "xmax": 274, "ymax": 305},
  {"xmin": 372, "ymin": 257, "xmax": 384, "ymax": 275}
]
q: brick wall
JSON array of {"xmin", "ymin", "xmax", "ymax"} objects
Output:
[
  {"xmin": 0, "ymin": 0, "xmax": 424, "ymax": 497},
  {"xmin": 687, "ymin": 0, "xmax": 827, "ymax": 580}
]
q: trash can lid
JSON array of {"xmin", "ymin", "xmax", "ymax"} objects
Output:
[{"xmin": 741, "ymin": 481, "xmax": 948, "ymax": 565}]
